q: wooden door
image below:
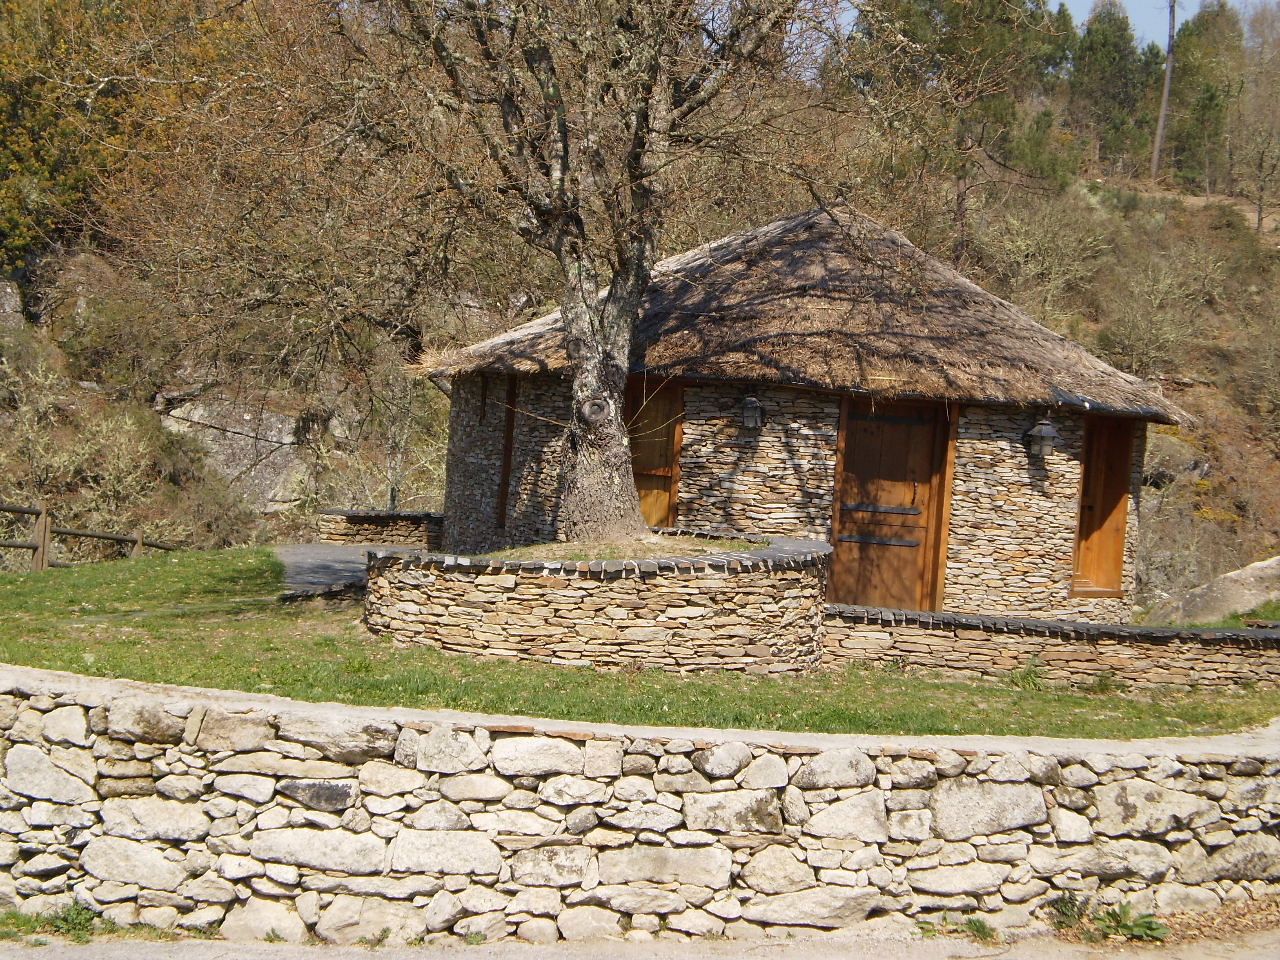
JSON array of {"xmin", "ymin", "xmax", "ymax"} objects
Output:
[
  {"xmin": 830, "ymin": 399, "xmax": 952, "ymax": 609},
  {"xmin": 624, "ymin": 379, "xmax": 683, "ymax": 527},
  {"xmin": 1072, "ymin": 417, "xmax": 1135, "ymax": 596}
]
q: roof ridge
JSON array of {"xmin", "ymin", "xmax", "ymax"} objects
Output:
[
  {"xmin": 423, "ymin": 206, "xmax": 1191, "ymax": 425},
  {"xmin": 650, "ymin": 207, "xmax": 827, "ymax": 276}
]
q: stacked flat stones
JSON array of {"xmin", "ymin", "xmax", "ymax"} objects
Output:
[
  {"xmin": 675, "ymin": 383, "xmax": 840, "ymax": 540},
  {"xmin": 314, "ymin": 511, "xmax": 444, "ymax": 547},
  {"xmin": 1, "ymin": 666, "xmax": 1277, "ymax": 946},
  {"xmin": 365, "ymin": 534, "xmax": 830, "ymax": 674},
  {"xmin": 943, "ymin": 408, "xmax": 1137, "ymax": 623},
  {"xmin": 364, "ymin": 527, "xmax": 1273, "ymax": 689},
  {"xmin": 442, "ymin": 375, "xmax": 571, "ymax": 553},
  {"xmin": 823, "ymin": 607, "xmax": 1280, "ymax": 690}
]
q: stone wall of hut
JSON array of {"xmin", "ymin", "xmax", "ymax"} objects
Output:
[
  {"xmin": 442, "ymin": 376, "xmax": 509, "ymax": 553},
  {"xmin": 441, "ymin": 374, "xmax": 1140, "ymax": 622},
  {"xmin": 941, "ymin": 408, "xmax": 1138, "ymax": 623},
  {"xmin": 674, "ymin": 384, "xmax": 840, "ymax": 540},
  {"xmin": 443, "ymin": 374, "xmax": 569, "ymax": 554}
]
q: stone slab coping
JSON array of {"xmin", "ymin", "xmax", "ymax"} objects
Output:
[
  {"xmin": 316, "ymin": 509, "xmax": 444, "ymax": 519},
  {"xmin": 830, "ymin": 603, "xmax": 1280, "ymax": 645},
  {"xmin": 3, "ymin": 662, "xmax": 1275, "ymax": 762},
  {"xmin": 369, "ymin": 528, "xmax": 832, "ymax": 577}
]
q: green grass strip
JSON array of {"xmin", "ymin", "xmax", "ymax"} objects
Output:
[{"xmin": 0, "ymin": 549, "xmax": 1276, "ymax": 740}]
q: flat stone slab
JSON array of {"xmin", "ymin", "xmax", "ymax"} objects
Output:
[{"xmin": 0, "ymin": 662, "xmax": 1276, "ymax": 761}]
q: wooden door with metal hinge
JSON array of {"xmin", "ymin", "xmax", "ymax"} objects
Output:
[
  {"xmin": 624, "ymin": 378, "xmax": 683, "ymax": 527},
  {"xmin": 830, "ymin": 398, "xmax": 954, "ymax": 609}
]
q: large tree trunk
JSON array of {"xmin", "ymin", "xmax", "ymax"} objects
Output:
[{"xmin": 556, "ymin": 261, "xmax": 647, "ymax": 544}]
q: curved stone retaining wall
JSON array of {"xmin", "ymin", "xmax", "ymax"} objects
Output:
[
  {"xmin": 365, "ymin": 534, "xmax": 830, "ymax": 674},
  {"xmin": 362, "ymin": 533, "xmax": 1277, "ymax": 687},
  {"xmin": 823, "ymin": 606, "xmax": 1280, "ymax": 690},
  {"xmin": 0, "ymin": 664, "xmax": 1276, "ymax": 946},
  {"xmin": 315, "ymin": 510, "xmax": 444, "ymax": 547}
]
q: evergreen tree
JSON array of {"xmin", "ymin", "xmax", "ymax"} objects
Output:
[
  {"xmin": 1070, "ymin": 0, "xmax": 1144, "ymax": 172},
  {"xmin": 1138, "ymin": 41, "xmax": 1170, "ymax": 90},
  {"xmin": 858, "ymin": 0, "xmax": 1077, "ymax": 258},
  {"xmin": 1003, "ymin": 108, "xmax": 1080, "ymax": 189},
  {"xmin": 0, "ymin": 2, "xmax": 120, "ymax": 282},
  {"xmin": 1168, "ymin": 0, "xmax": 1245, "ymax": 192}
]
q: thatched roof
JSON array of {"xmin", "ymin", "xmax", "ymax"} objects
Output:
[{"xmin": 428, "ymin": 207, "xmax": 1188, "ymax": 424}]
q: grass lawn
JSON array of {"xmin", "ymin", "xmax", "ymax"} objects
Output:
[{"xmin": 1, "ymin": 548, "xmax": 1277, "ymax": 740}]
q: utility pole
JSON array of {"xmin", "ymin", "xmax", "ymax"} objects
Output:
[{"xmin": 1151, "ymin": 0, "xmax": 1177, "ymax": 180}]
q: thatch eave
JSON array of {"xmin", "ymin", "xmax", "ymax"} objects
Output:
[{"xmin": 423, "ymin": 207, "xmax": 1191, "ymax": 427}]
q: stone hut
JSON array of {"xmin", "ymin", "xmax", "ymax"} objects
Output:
[{"xmin": 427, "ymin": 208, "xmax": 1187, "ymax": 623}]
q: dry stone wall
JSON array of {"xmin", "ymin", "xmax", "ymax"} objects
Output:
[
  {"xmin": 439, "ymin": 373, "xmax": 1144, "ymax": 621},
  {"xmin": 675, "ymin": 383, "xmax": 841, "ymax": 540},
  {"xmin": 0, "ymin": 665, "xmax": 1276, "ymax": 946},
  {"xmin": 364, "ymin": 535, "xmax": 829, "ymax": 674},
  {"xmin": 363, "ymin": 528, "xmax": 1271, "ymax": 687},
  {"xmin": 315, "ymin": 511, "xmax": 444, "ymax": 548},
  {"xmin": 822, "ymin": 607, "xmax": 1280, "ymax": 690},
  {"xmin": 943, "ymin": 408, "xmax": 1139, "ymax": 622}
]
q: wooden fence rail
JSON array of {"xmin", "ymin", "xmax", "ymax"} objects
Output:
[{"xmin": 0, "ymin": 502, "xmax": 177, "ymax": 572}]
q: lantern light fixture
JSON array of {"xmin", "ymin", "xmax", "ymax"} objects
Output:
[
  {"xmin": 1025, "ymin": 416, "xmax": 1060, "ymax": 457},
  {"xmin": 741, "ymin": 395, "xmax": 765, "ymax": 431}
]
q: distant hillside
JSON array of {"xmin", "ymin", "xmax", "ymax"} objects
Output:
[{"xmin": 962, "ymin": 182, "xmax": 1280, "ymax": 612}]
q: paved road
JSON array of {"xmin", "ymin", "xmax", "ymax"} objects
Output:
[
  {"xmin": 0, "ymin": 925, "xmax": 1275, "ymax": 960},
  {"xmin": 272, "ymin": 544, "xmax": 412, "ymax": 594}
]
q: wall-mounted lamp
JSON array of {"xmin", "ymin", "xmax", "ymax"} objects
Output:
[
  {"xmin": 1024, "ymin": 416, "xmax": 1060, "ymax": 458},
  {"xmin": 741, "ymin": 395, "xmax": 765, "ymax": 431}
]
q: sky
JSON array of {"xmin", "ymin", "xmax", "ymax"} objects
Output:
[{"xmin": 1060, "ymin": 0, "xmax": 1190, "ymax": 49}]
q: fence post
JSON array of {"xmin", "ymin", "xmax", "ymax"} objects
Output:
[
  {"xmin": 131, "ymin": 529, "xmax": 144, "ymax": 558},
  {"xmin": 30, "ymin": 502, "xmax": 50, "ymax": 572}
]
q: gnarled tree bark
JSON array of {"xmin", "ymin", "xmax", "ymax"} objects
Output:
[
  {"xmin": 392, "ymin": 0, "xmax": 795, "ymax": 544},
  {"xmin": 559, "ymin": 282, "xmax": 646, "ymax": 542}
]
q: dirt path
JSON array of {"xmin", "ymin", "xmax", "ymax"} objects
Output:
[
  {"xmin": 1136, "ymin": 184, "xmax": 1279, "ymax": 238},
  {"xmin": 0, "ymin": 925, "xmax": 1275, "ymax": 960}
]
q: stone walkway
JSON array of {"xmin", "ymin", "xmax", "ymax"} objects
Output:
[{"xmin": 0, "ymin": 926, "xmax": 1276, "ymax": 960}]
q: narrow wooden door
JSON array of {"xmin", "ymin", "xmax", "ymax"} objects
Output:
[
  {"xmin": 830, "ymin": 399, "xmax": 952, "ymax": 609},
  {"xmin": 1072, "ymin": 417, "xmax": 1135, "ymax": 596},
  {"xmin": 624, "ymin": 379, "xmax": 683, "ymax": 527}
]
